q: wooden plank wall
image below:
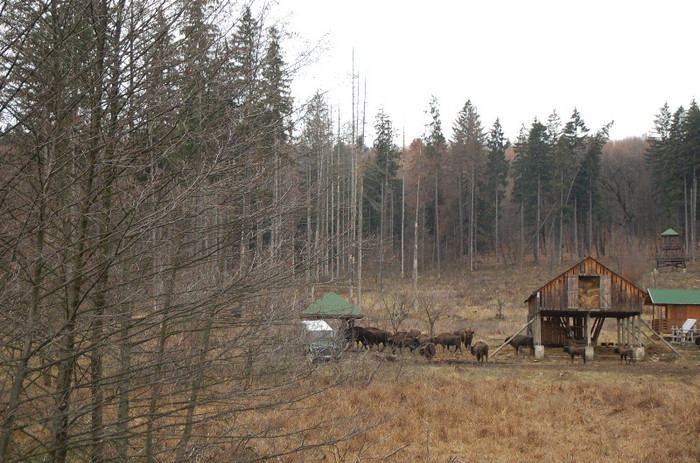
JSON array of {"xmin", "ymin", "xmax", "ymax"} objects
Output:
[{"xmin": 531, "ymin": 257, "xmax": 643, "ymax": 313}]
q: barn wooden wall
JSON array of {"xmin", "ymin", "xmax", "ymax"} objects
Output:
[{"xmin": 527, "ymin": 257, "xmax": 644, "ymax": 315}]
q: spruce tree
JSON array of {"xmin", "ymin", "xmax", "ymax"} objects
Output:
[
  {"xmin": 512, "ymin": 119, "xmax": 552, "ymax": 262},
  {"xmin": 425, "ymin": 96, "xmax": 445, "ymax": 276},
  {"xmin": 484, "ymin": 119, "xmax": 510, "ymax": 262},
  {"xmin": 554, "ymin": 109, "xmax": 589, "ymax": 260},
  {"xmin": 451, "ymin": 100, "xmax": 485, "ymax": 270}
]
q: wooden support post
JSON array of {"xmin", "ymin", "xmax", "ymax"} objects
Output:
[
  {"xmin": 585, "ymin": 312, "xmax": 591, "ymax": 347},
  {"xmin": 534, "ymin": 313, "xmax": 542, "ymax": 346},
  {"xmin": 534, "ymin": 313, "xmax": 544, "ymax": 358},
  {"xmin": 617, "ymin": 318, "xmax": 621, "ymax": 346},
  {"xmin": 637, "ymin": 315, "xmax": 642, "ymax": 347}
]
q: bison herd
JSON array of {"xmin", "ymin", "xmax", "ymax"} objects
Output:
[
  {"xmin": 346, "ymin": 326, "xmax": 485, "ymax": 363},
  {"xmin": 343, "ymin": 326, "xmax": 646, "ymax": 365},
  {"xmin": 345, "ymin": 326, "xmax": 541, "ymax": 365}
]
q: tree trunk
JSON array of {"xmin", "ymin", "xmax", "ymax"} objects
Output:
[
  {"xmin": 401, "ymin": 168, "xmax": 405, "ymax": 278},
  {"xmin": 146, "ymin": 239, "xmax": 182, "ymax": 463},
  {"xmin": 693, "ymin": 170, "xmax": 697, "ymax": 262},
  {"xmin": 520, "ymin": 201, "xmax": 525, "ymax": 265},
  {"xmin": 574, "ymin": 198, "xmax": 579, "ymax": 258},
  {"xmin": 413, "ymin": 151, "xmax": 421, "ymax": 311},
  {"xmin": 116, "ymin": 266, "xmax": 133, "ymax": 463},
  {"xmin": 469, "ymin": 166, "xmax": 475, "ymax": 271},
  {"xmin": 588, "ymin": 187, "xmax": 593, "ymax": 255},
  {"xmin": 494, "ymin": 189, "xmax": 500, "ymax": 264},
  {"xmin": 357, "ymin": 154, "xmax": 364, "ymax": 312},
  {"xmin": 535, "ymin": 174, "xmax": 541, "ymax": 264},
  {"xmin": 457, "ymin": 164, "xmax": 464, "ymax": 270},
  {"xmin": 0, "ymin": 199, "xmax": 46, "ymax": 459},
  {"xmin": 559, "ymin": 172, "xmax": 564, "ymax": 264},
  {"xmin": 174, "ymin": 310, "xmax": 215, "ymax": 462},
  {"xmin": 434, "ymin": 168, "xmax": 440, "ymax": 279}
]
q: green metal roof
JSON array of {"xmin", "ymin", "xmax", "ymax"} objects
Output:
[
  {"xmin": 301, "ymin": 292, "xmax": 365, "ymax": 319},
  {"xmin": 660, "ymin": 228, "xmax": 679, "ymax": 236},
  {"xmin": 647, "ymin": 288, "xmax": 700, "ymax": 305}
]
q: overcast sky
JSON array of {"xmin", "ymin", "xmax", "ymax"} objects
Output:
[{"xmin": 278, "ymin": 0, "xmax": 698, "ymax": 145}]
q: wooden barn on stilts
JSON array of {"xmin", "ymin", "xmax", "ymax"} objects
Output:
[{"xmin": 526, "ymin": 257, "xmax": 646, "ymax": 358}]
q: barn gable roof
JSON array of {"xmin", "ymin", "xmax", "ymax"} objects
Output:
[
  {"xmin": 525, "ymin": 256, "xmax": 645, "ymax": 303},
  {"xmin": 646, "ymin": 288, "xmax": 700, "ymax": 306},
  {"xmin": 301, "ymin": 292, "xmax": 365, "ymax": 319}
]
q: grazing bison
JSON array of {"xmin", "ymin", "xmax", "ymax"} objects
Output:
[
  {"xmin": 434, "ymin": 333, "xmax": 462, "ymax": 354},
  {"xmin": 695, "ymin": 336, "xmax": 700, "ymax": 347},
  {"xmin": 364, "ymin": 327, "xmax": 391, "ymax": 350},
  {"xmin": 563, "ymin": 345, "xmax": 587, "ymax": 364},
  {"xmin": 420, "ymin": 342, "xmax": 436, "ymax": 361},
  {"xmin": 416, "ymin": 333, "xmax": 432, "ymax": 347},
  {"xmin": 614, "ymin": 346, "xmax": 635, "ymax": 364},
  {"xmin": 470, "ymin": 341, "xmax": 489, "ymax": 364},
  {"xmin": 407, "ymin": 329, "xmax": 422, "ymax": 338},
  {"xmin": 347, "ymin": 326, "xmax": 372, "ymax": 349},
  {"xmin": 505, "ymin": 335, "xmax": 534, "ymax": 357},
  {"xmin": 388, "ymin": 332, "xmax": 419, "ymax": 354},
  {"xmin": 454, "ymin": 327, "xmax": 474, "ymax": 349},
  {"xmin": 348, "ymin": 326, "xmax": 390, "ymax": 350}
]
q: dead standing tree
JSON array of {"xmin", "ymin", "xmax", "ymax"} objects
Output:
[
  {"xmin": 420, "ymin": 291, "xmax": 451, "ymax": 338},
  {"xmin": 0, "ymin": 2, "xmax": 378, "ymax": 462}
]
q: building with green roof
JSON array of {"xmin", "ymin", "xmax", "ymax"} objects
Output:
[
  {"xmin": 656, "ymin": 228, "xmax": 685, "ymax": 268},
  {"xmin": 300, "ymin": 292, "xmax": 365, "ymax": 320},
  {"xmin": 646, "ymin": 288, "xmax": 700, "ymax": 334},
  {"xmin": 300, "ymin": 292, "xmax": 365, "ymax": 352}
]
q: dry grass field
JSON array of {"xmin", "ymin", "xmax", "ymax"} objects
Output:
[
  {"xmin": 267, "ymin": 346, "xmax": 700, "ymax": 463},
  {"xmin": 250, "ymin": 259, "xmax": 700, "ymax": 462},
  {"xmin": 6, "ymin": 258, "xmax": 698, "ymax": 462}
]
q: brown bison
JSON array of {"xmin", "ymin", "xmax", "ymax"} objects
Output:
[
  {"xmin": 416, "ymin": 333, "xmax": 432, "ymax": 347},
  {"xmin": 454, "ymin": 327, "xmax": 474, "ymax": 348},
  {"xmin": 420, "ymin": 342, "xmax": 436, "ymax": 361},
  {"xmin": 614, "ymin": 346, "xmax": 635, "ymax": 364},
  {"xmin": 563, "ymin": 345, "xmax": 587, "ymax": 364},
  {"xmin": 348, "ymin": 326, "xmax": 390, "ymax": 350},
  {"xmin": 388, "ymin": 332, "xmax": 419, "ymax": 354},
  {"xmin": 347, "ymin": 326, "xmax": 371, "ymax": 349},
  {"xmin": 470, "ymin": 341, "xmax": 488, "ymax": 364},
  {"xmin": 434, "ymin": 333, "xmax": 462, "ymax": 353},
  {"xmin": 365, "ymin": 327, "xmax": 391, "ymax": 350},
  {"xmin": 505, "ymin": 334, "xmax": 534, "ymax": 357},
  {"xmin": 407, "ymin": 329, "xmax": 422, "ymax": 338}
]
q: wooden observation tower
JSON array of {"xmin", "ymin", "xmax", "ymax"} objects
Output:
[{"xmin": 656, "ymin": 228, "xmax": 685, "ymax": 269}]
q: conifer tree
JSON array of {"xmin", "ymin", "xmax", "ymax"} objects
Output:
[
  {"xmin": 681, "ymin": 100, "xmax": 700, "ymax": 260},
  {"xmin": 554, "ymin": 109, "xmax": 589, "ymax": 260},
  {"xmin": 484, "ymin": 119, "xmax": 510, "ymax": 263},
  {"xmin": 451, "ymin": 100, "xmax": 485, "ymax": 270},
  {"xmin": 574, "ymin": 123, "xmax": 611, "ymax": 255},
  {"xmin": 512, "ymin": 119, "xmax": 552, "ymax": 262},
  {"xmin": 425, "ymin": 96, "xmax": 445, "ymax": 277}
]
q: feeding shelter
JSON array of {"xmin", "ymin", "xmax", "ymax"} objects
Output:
[
  {"xmin": 656, "ymin": 228, "xmax": 685, "ymax": 268},
  {"xmin": 300, "ymin": 292, "xmax": 365, "ymax": 338},
  {"xmin": 526, "ymin": 257, "xmax": 646, "ymax": 353},
  {"xmin": 646, "ymin": 288, "xmax": 700, "ymax": 338}
]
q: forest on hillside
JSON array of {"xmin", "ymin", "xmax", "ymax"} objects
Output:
[{"xmin": 0, "ymin": 1, "xmax": 698, "ymax": 461}]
